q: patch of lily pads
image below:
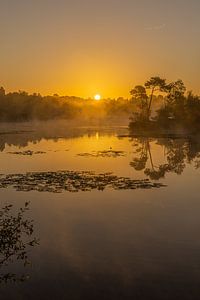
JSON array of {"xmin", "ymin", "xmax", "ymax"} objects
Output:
[
  {"xmin": 7, "ymin": 150, "xmax": 46, "ymax": 156},
  {"xmin": 77, "ymin": 150, "xmax": 126, "ymax": 158},
  {"xmin": 0, "ymin": 171, "xmax": 165, "ymax": 193}
]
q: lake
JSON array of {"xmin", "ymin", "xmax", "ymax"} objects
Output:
[{"xmin": 0, "ymin": 122, "xmax": 200, "ymax": 299}]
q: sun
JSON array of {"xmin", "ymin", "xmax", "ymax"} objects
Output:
[{"xmin": 94, "ymin": 94, "xmax": 101, "ymax": 101}]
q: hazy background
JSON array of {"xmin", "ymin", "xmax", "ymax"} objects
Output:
[{"xmin": 0, "ymin": 0, "xmax": 200, "ymax": 98}]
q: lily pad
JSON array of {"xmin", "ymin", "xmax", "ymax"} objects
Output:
[
  {"xmin": 77, "ymin": 150, "xmax": 126, "ymax": 158},
  {"xmin": 0, "ymin": 170, "xmax": 166, "ymax": 193},
  {"xmin": 8, "ymin": 150, "xmax": 46, "ymax": 156}
]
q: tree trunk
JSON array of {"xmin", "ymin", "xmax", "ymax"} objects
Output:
[{"xmin": 148, "ymin": 88, "xmax": 154, "ymax": 119}]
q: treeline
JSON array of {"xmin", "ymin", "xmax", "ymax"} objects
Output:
[
  {"xmin": 129, "ymin": 76, "xmax": 200, "ymax": 133},
  {"xmin": 0, "ymin": 87, "xmax": 139, "ymax": 122},
  {"xmin": 1, "ymin": 77, "xmax": 199, "ymax": 128}
]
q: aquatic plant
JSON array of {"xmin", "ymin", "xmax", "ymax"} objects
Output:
[{"xmin": 0, "ymin": 171, "xmax": 165, "ymax": 193}]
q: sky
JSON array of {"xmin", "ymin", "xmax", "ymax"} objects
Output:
[{"xmin": 0, "ymin": 0, "xmax": 200, "ymax": 98}]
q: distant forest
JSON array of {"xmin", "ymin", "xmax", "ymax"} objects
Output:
[
  {"xmin": 0, "ymin": 87, "xmax": 130, "ymax": 122},
  {"xmin": 0, "ymin": 77, "xmax": 200, "ymax": 129},
  {"xmin": 0, "ymin": 85, "xmax": 163, "ymax": 122}
]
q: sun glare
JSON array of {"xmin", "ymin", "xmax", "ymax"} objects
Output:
[{"xmin": 94, "ymin": 94, "xmax": 101, "ymax": 101}]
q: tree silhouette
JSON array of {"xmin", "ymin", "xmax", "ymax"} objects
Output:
[
  {"xmin": 145, "ymin": 76, "xmax": 167, "ymax": 118},
  {"xmin": 130, "ymin": 85, "xmax": 148, "ymax": 121},
  {"xmin": 0, "ymin": 202, "xmax": 39, "ymax": 283},
  {"xmin": 166, "ymin": 79, "xmax": 186, "ymax": 105}
]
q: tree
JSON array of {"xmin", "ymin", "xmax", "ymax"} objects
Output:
[
  {"xmin": 145, "ymin": 76, "xmax": 167, "ymax": 118},
  {"xmin": 165, "ymin": 79, "xmax": 186, "ymax": 105},
  {"xmin": 130, "ymin": 85, "xmax": 148, "ymax": 101},
  {"xmin": 130, "ymin": 85, "xmax": 148, "ymax": 121}
]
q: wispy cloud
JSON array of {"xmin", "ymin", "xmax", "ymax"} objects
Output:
[{"xmin": 145, "ymin": 23, "xmax": 166, "ymax": 31}]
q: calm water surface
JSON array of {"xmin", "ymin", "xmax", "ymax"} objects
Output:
[{"xmin": 0, "ymin": 123, "xmax": 200, "ymax": 299}]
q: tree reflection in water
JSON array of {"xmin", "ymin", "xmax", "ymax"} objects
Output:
[
  {"xmin": 0, "ymin": 202, "xmax": 39, "ymax": 283},
  {"xmin": 130, "ymin": 137, "xmax": 200, "ymax": 180}
]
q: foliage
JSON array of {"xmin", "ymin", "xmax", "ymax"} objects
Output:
[
  {"xmin": 129, "ymin": 76, "xmax": 200, "ymax": 132},
  {"xmin": 130, "ymin": 76, "xmax": 168, "ymax": 123},
  {"xmin": 0, "ymin": 88, "xmax": 135, "ymax": 122},
  {"xmin": 130, "ymin": 85, "xmax": 148, "ymax": 121},
  {"xmin": 0, "ymin": 202, "xmax": 38, "ymax": 283}
]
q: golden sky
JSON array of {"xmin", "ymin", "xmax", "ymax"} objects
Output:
[{"xmin": 0, "ymin": 0, "xmax": 200, "ymax": 98}]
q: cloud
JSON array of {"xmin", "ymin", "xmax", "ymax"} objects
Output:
[{"xmin": 145, "ymin": 23, "xmax": 166, "ymax": 31}]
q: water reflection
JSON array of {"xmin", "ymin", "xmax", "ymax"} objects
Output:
[
  {"xmin": 1, "ymin": 124, "xmax": 200, "ymax": 183},
  {"xmin": 130, "ymin": 137, "xmax": 200, "ymax": 180},
  {"xmin": 0, "ymin": 124, "xmax": 127, "ymax": 152},
  {"xmin": 0, "ymin": 127, "xmax": 200, "ymax": 299},
  {"xmin": 0, "ymin": 202, "xmax": 39, "ymax": 283}
]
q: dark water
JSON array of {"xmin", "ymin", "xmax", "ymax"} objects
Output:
[{"xmin": 0, "ymin": 123, "xmax": 200, "ymax": 299}]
